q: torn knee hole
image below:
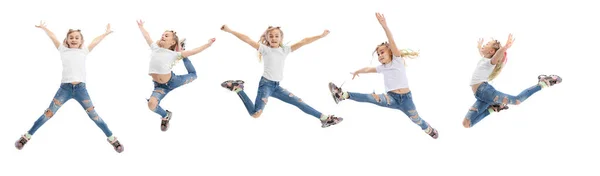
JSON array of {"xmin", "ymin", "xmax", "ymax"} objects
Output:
[
  {"xmin": 86, "ymin": 106, "xmax": 95, "ymax": 112},
  {"xmin": 515, "ymin": 100, "xmax": 521, "ymax": 105},
  {"xmin": 93, "ymin": 116, "xmax": 100, "ymax": 121},
  {"xmin": 288, "ymin": 93, "xmax": 294, "ymax": 97},
  {"xmin": 298, "ymin": 98, "xmax": 303, "ymax": 102},
  {"xmin": 493, "ymin": 96, "xmax": 499, "ymax": 103},
  {"xmin": 154, "ymin": 89, "xmax": 165, "ymax": 94},
  {"xmin": 469, "ymin": 107, "xmax": 478, "ymax": 112},
  {"xmin": 371, "ymin": 93, "xmax": 381, "ymax": 102},
  {"xmin": 261, "ymin": 98, "xmax": 268, "ymax": 103},
  {"xmin": 44, "ymin": 109, "xmax": 54, "ymax": 118},
  {"xmin": 502, "ymin": 97, "xmax": 508, "ymax": 104},
  {"xmin": 53, "ymin": 98, "xmax": 63, "ymax": 106},
  {"xmin": 83, "ymin": 100, "xmax": 90, "ymax": 104}
]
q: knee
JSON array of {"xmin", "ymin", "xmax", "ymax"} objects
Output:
[
  {"xmin": 251, "ymin": 110, "xmax": 263, "ymax": 118},
  {"xmin": 148, "ymin": 97, "xmax": 158, "ymax": 111},
  {"xmin": 44, "ymin": 109, "xmax": 54, "ymax": 118},
  {"xmin": 462, "ymin": 118, "xmax": 471, "ymax": 128}
]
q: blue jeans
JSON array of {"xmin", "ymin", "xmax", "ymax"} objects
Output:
[
  {"xmin": 149, "ymin": 58, "xmax": 197, "ymax": 118},
  {"xmin": 465, "ymin": 82, "xmax": 542, "ymax": 127},
  {"xmin": 236, "ymin": 77, "xmax": 323, "ymax": 118},
  {"xmin": 347, "ymin": 91, "xmax": 430, "ymax": 130},
  {"xmin": 27, "ymin": 83, "xmax": 113, "ymax": 137}
]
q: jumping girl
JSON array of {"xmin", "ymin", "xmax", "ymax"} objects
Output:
[
  {"xmin": 327, "ymin": 13, "xmax": 439, "ymax": 139},
  {"xmin": 137, "ymin": 20, "xmax": 215, "ymax": 131},
  {"xmin": 461, "ymin": 34, "xmax": 562, "ymax": 128},
  {"xmin": 219, "ymin": 24, "xmax": 343, "ymax": 128},
  {"xmin": 15, "ymin": 21, "xmax": 124, "ymax": 152}
]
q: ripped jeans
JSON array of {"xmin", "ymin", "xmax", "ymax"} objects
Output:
[
  {"xmin": 27, "ymin": 83, "xmax": 113, "ymax": 137},
  {"xmin": 347, "ymin": 91, "xmax": 431, "ymax": 130},
  {"xmin": 465, "ymin": 82, "xmax": 542, "ymax": 127},
  {"xmin": 149, "ymin": 58, "xmax": 197, "ymax": 118},
  {"xmin": 236, "ymin": 77, "xmax": 323, "ymax": 119}
]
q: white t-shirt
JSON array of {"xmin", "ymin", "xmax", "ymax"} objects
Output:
[
  {"xmin": 149, "ymin": 43, "xmax": 182, "ymax": 74},
  {"xmin": 469, "ymin": 57, "xmax": 496, "ymax": 85},
  {"xmin": 258, "ymin": 44, "xmax": 292, "ymax": 81},
  {"xmin": 376, "ymin": 56, "xmax": 409, "ymax": 92},
  {"xmin": 59, "ymin": 44, "xmax": 89, "ymax": 83}
]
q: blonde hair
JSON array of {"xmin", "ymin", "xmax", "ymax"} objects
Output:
[
  {"xmin": 164, "ymin": 30, "xmax": 180, "ymax": 51},
  {"xmin": 373, "ymin": 42, "xmax": 420, "ymax": 66},
  {"xmin": 164, "ymin": 30, "xmax": 182, "ymax": 69},
  {"xmin": 63, "ymin": 29, "xmax": 84, "ymax": 48},
  {"xmin": 487, "ymin": 40, "xmax": 506, "ymax": 81},
  {"xmin": 257, "ymin": 26, "xmax": 284, "ymax": 62}
]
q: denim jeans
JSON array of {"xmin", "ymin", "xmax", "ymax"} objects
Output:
[
  {"xmin": 149, "ymin": 58, "xmax": 197, "ymax": 118},
  {"xmin": 465, "ymin": 82, "xmax": 542, "ymax": 127},
  {"xmin": 27, "ymin": 83, "xmax": 113, "ymax": 137},
  {"xmin": 236, "ymin": 77, "xmax": 323, "ymax": 119},
  {"xmin": 346, "ymin": 91, "xmax": 430, "ymax": 130}
]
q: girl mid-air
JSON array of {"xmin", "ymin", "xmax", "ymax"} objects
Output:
[
  {"xmin": 15, "ymin": 21, "xmax": 124, "ymax": 152},
  {"xmin": 461, "ymin": 34, "xmax": 562, "ymax": 128},
  {"xmin": 327, "ymin": 13, "xmax": 439, "ymax": 139},
  {"xmin": 137, "ymin": 20, "xmax": 215, "ymax": 131},
  {"xmin": 219, "ymin": 25, "xmax": 343, "ymax": 128}
]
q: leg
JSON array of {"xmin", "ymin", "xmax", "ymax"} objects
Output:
[
  {"xmin": 27, "ymin": 87, "xmax": 72, "ymax": 135},
  {"xmin": 222, "ymin": 77, "xmax": 274, "ymax": 118},
  {"xmin": 486, "ymin": 84, "xmax": 542, "ymax": 105},
  {"xmin": 147, "ymin": 87, "xmax": 172, "ymax": 118},
  {"xmin": 272, "ymin": 86, "xmax": 343, "ymax": 127},
  {"xmin": 397, "ymin": 93, "xmax": 438, "ymax": 139},
  {"xmin": 73, "ymin": 87, "xmax": 113, "ymax": 137},
  {"xmin": 16, "ymin": 86, "xmax": 72, "ymax": 150},
  {"xmin": 73, "ymin": 86, "xmax": 123, "ymax": 153},
  {"xmin": 165, "ymin": 58, "xmax": 198, "ymax": 90},
  {"xmin": 271, "ymin": 86, "xmax": 323, "ymax": 119},
  {"xmin": 347, "ymin": 92, "xmax": 397, "ymax": 108},
  {"xmin": 462, "ymin": 100, "xmax": 492, "ymax": 128},
  {"xmin": 329, "ymin": 78, "xmax": 397, "ymax": 108},
  {"xmin": 480, "ymin": 74, "xmax": 562, "ymax": 105}
]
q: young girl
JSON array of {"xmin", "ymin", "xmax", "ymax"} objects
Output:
[
  {"xmin": 15, "ymin": 21, "xmax": 124, "ymax": 153},
  {"xmin": 327, "ymin": 13, "xmax": 439, "ymax": 139},
  {"xmin": 461, "ymin": 34, "xmax": 562, "ymax": 128},
  {"xmin": 219, "ymin": 25, "xmax": 343, "ymax": 128},
  {"xmin": 137, "ymin": 20, "xmax": 215, "ymax": 131}
]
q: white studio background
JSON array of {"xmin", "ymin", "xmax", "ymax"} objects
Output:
[{"xmin": 0, "ymin": 0, "xmax": 597, "ymax": 175}]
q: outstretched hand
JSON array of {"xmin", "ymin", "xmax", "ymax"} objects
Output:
[
  {"xmin": 221, "ymin": 25, "xmax": 231, "ymax": 32},
  {"xmin": 35, "ymin": 20, "xmax": 47, "ymax": 29},
  {"xmin": 136, "ymin": 19, "xmax": 144, "ymax": 27},
  {"xmin": 375, "ymin": 12, "xmax": 387, "ymax": 27},
  {"xmin": 207, "ymin": 38, "xmax": 216, "ymax": 45},
  {"xmin": 321, "ymin": 30, "xmax": 330, "ymax": 37},
  {"xmin": 504, "ymin": 33, "xmax": 515, "ymax": 49},
  {"xmin": 105, "ymin": 23, "xmax": 113, "ymax": 34},
  {"xmin": 477, "ymin": 38, "xmax": 484, "ymax": 49},
  {"xmin": 351, "ymin": 72, "xmax": 360, "ymax": 80}
]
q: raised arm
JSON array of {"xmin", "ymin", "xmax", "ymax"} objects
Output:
[
  {"xmin": 221, "ymin": 25, "xmax": 259, "ymax": 50},
  {"xmin": 137, "ymin": 20, "xmax": 153, "ymax": 46},
  {"xmin": 35, "ymin": 21, "xmax": 61, "ymax": 49},
  {"xmin": 290, "ymin": 30, "xmax": 329, "ymax": 52},
  {"xmin": 88, "ymin": 23, "xmax": 113, "ymax": 52},
  {"xmin": 490, "ymin": 34, "xmax": 514, "ymax": 65},
  {"xmin": 351, "ymin": 67, "xmax": 377, "ymax": 80},
  {"xmin": 181, "ymin": 38, "xmax": 216, "ymax": 58},
  {"xmin": 376, "ymin": 13, "xmax": 402, "ymax": 57}
]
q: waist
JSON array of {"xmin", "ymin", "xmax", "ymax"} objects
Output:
[
  {"xmin": 151, "ymin": 73, "xmax": 173, "ymax": 84},
  {"xmin": 389, "ymin": 88, "xmax": 410, "ymax": 94}
]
